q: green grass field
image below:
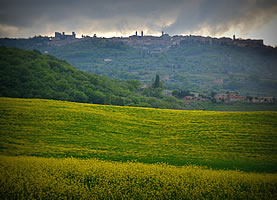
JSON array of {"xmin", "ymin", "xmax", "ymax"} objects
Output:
[
  {"xmin": 1, "ymin": 97, "xmax": 277, "ymax": 172},
  {"xmin": 1, "ymin": 97, "xmax": 277, "ymax": 199}
]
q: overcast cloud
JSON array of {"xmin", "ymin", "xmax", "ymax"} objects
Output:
[{"xmin": 0, "ymin": 0, "xmax": 277, "ymax": 46}]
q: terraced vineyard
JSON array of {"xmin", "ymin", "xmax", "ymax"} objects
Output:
[{"xmin": 1, "ymin": 97, "xmax": 277, "ymax": 199}]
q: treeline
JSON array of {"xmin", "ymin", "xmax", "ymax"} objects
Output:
[{"xmin": 0, "ymin": 47, "xmax": 185, "ymax": 109}]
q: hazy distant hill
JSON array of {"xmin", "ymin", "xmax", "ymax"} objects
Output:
[{"xmin": 1, "ymin": 35, "xmax": 277, "ymax": 97}]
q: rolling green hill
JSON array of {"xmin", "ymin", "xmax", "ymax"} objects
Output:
[
  {"xmin": 0, "ymin": 46, "xmax": 187, "ymax": 109},
  {"xmin": 1, "ymin": 97, "xmax": 276, "ymax": 173},
  {"xmin": 0, "ymin": 46, "xmax": 139, "ymax": 104}
]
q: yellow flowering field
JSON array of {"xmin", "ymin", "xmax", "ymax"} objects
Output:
[
  {"xmin": 0, "ymin": 97, "xmax": 277, "ymax": 172},
  {"xmin": 1, "ymin": 155, "xmax": 276, "ymax": 200}
]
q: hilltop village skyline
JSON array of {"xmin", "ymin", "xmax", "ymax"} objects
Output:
[{"xmin": 3, "ymin": 31, "xmax": 272, "ymax": 55}]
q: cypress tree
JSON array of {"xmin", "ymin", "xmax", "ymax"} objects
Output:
[{"xmin": 154, "ymin": 74, "xmax": 160, "ymax": 88}]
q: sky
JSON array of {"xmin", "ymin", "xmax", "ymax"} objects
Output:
[{"xmin": 0, "ymin": 0, "xmax": 277, "ymax": 47}]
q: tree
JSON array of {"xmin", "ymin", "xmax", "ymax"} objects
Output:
[
  {"xmin": 126, "ymin": 80, "xmax": 141, "ymax": 91},
  {"xmin": 172, "ymin": 89, "xmax": 192, "ymax": 99},
  {"xmin": 246, "ymin": 96, "xmax": 253, "ymax": 102},
  {"xmin": 210, "ymin": 91, "xmax": 217, "ymax": 98},
  {"xmin": 153, "ymin": 74, "xmax": 160, "ymax": 89}
]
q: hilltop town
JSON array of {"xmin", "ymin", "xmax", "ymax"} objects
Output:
[{"xmin": 30, "ymin": 31, "xmax": 269, "ymax": 54}]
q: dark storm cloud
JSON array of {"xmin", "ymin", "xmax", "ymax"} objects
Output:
[
  {"xmin": 163, "ymin": 0, "xmax": 277, "ymax": 35},
  {"xmin": 0, "ymin": 0, "xmax": 277, "ymax": 37},
  {"xmin": 0, "ymin": 0, "xmax": 180, "ymax": 26}
]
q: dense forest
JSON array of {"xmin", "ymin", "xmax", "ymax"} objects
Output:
[{"xmin": 1, "ymin": 36, "xmax": 277, "ymax": 97}]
